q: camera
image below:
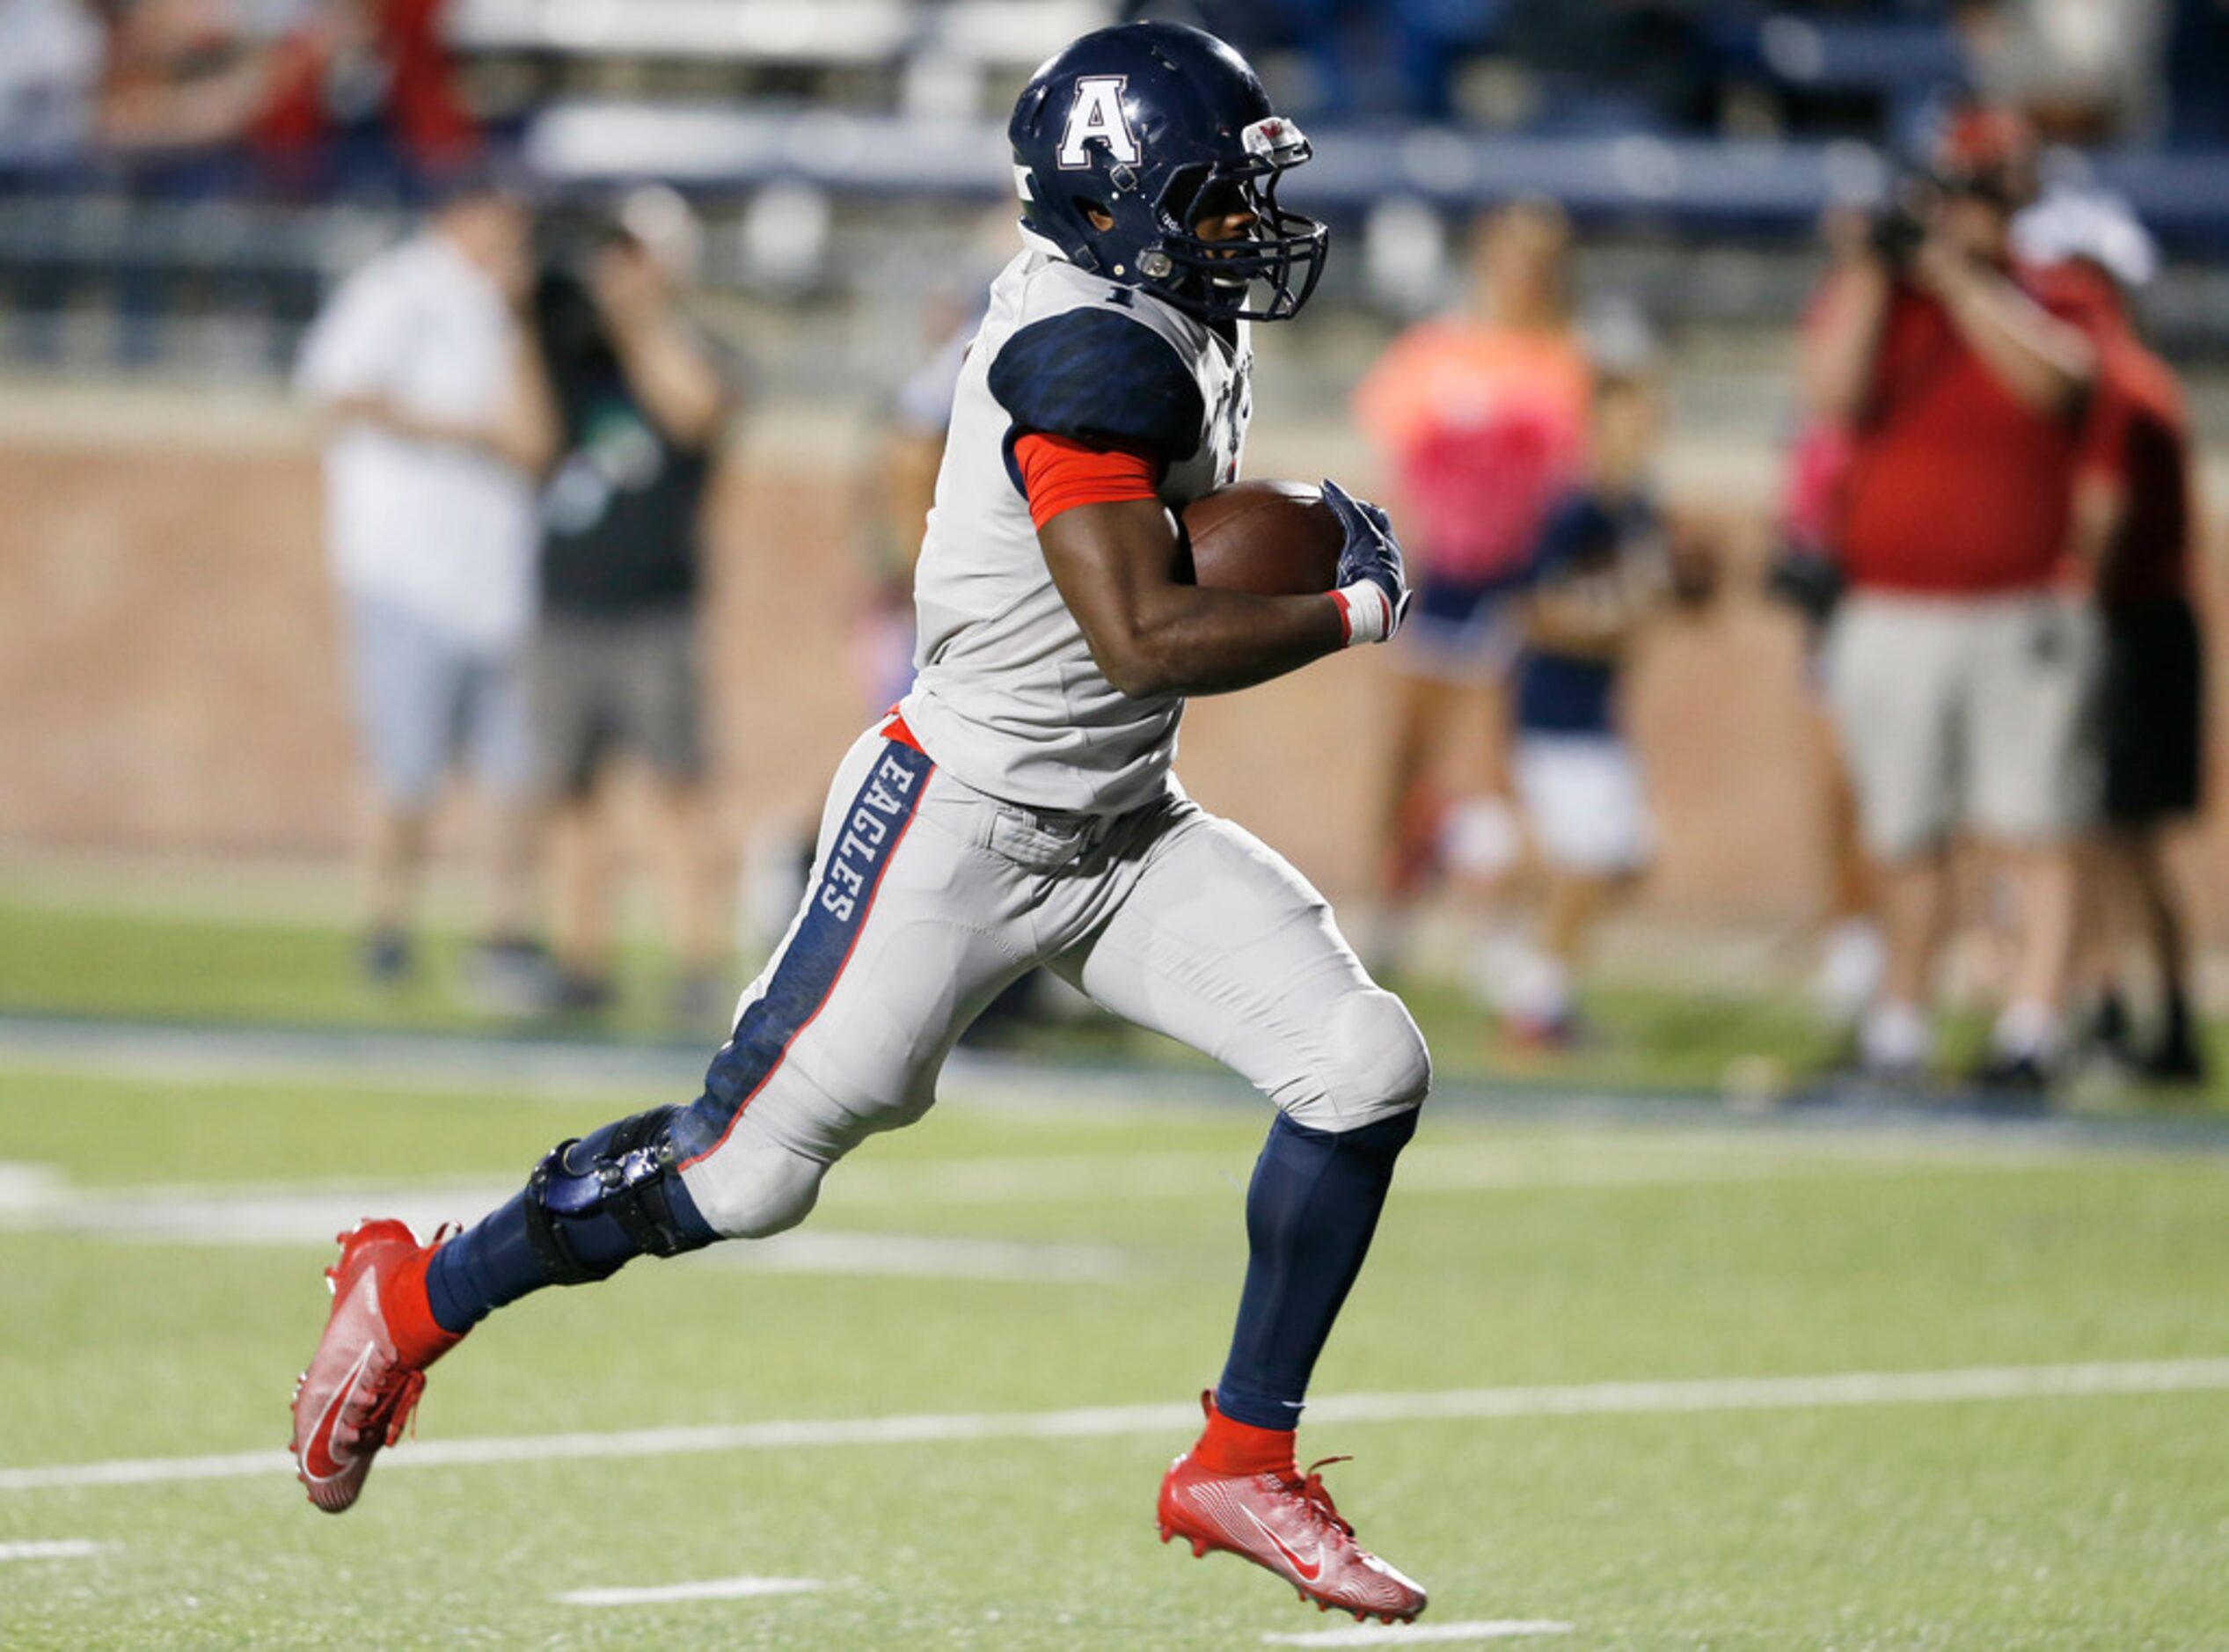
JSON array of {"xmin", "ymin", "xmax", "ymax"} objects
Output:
[
  {"xmin": 529, "ymin": 206, "xmax": 628, "ymax": 375},
  {"xmin": 1866, "ymin": 168, "xmax": 1933, "ymax": 270}
]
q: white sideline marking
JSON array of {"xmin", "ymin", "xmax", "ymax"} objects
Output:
[
  {"xmin": 0, "ymin": 1539, "xmax": 105, "ymax": 1561},
  {"xmin": 5, "ymin": 1357, "xmax": 2228, "ymax": 1495},
  {"xmin": 0, "ymin": 1132, "xmax": 2097, "ymax": 1251},
  {"xmin": 1262, "ymin": 1623, "xmax": 1574, "ymax": 1647},
  {"xmin": 554, "ymin": 1575, "xmax": 823, "ymax": 1606},
  {"xmin": 0, "ymin": 1173, "xmax": 1129, "ymax": 1281}
]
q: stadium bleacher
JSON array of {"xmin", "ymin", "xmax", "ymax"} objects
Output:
[{"xmin": 4, "ymin": 0, "xmax": 2226, "ymax": 375}]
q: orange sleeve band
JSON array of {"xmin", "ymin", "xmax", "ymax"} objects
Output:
[{"xmin": 1013, "ymin": 432, "xmax": 1161, "ymax": 530}]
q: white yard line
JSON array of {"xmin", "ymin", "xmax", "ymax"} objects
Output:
[
  {"xmin": 0, "ymin": 1539, "xmax": 105, "ymax": 1561},
  {"xmin": 5, "ymin": 1357, "xmax": 2226, "ymax": 1495},
  {"xmin": 0, "ymin": 1171, "xmax": 1130, "ymax": 1279},
  {"xmin": 0, "ymin": 1134, "xmax": 2098, "ymax": 1251},
  {"xmin": 1262, "ymin": 1623, "xmax": 1575, "ymax": 1647},
  {"xmin": 554, "ymin": 1576, "xmax": 823, "ymax": 1606}
]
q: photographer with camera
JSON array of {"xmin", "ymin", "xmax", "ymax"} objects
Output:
[
  {"xmin": 523, "ymin": 186, "xmax": 742, "ymax": 1023},
  {"xmin": 1799, "ymin": 106, "xmax": 2101, "ymax": 1088}
]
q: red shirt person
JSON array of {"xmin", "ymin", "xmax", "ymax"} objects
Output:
[
  {"xmin": 1800, "ymin": 106, "xmax": 2101, "ymax": 1086},
  {"xmin": 2018, "ymin": 201, "xmax": 2209, "ymax": 1081},
  {"xmin": 2071, "ymin": 287, "xmax": 2196, "ymax": 610},
  {"xmin": 1834, "ymin": 267, "xmax": 2097, "ymax": 596}
]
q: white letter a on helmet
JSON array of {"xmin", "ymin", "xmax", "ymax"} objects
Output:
[{"xmin": 1058, "ymin": 77, "xmax": 1139, "ymax": 169}]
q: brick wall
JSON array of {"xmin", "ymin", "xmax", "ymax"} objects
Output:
[{"xmin": 1, "ymin": 386, "xmax": 2221, "ymax": 932}]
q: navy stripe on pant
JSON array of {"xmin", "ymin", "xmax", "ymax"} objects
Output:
[{"xmin": 670, "ymin": 737, "xmax": 934, "ymax": 1167}]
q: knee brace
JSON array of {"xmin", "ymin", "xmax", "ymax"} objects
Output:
[{"xmin": 524, "ymin": 1107, "xmax": 714, "ymax": 1285}]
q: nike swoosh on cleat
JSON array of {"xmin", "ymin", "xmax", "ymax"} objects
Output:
[
  {"xmin": 300, "ymin": 1340, "xmax": 376, "ymax": 1483},
  {"xmin": 1240, "ymin": 1506, "xmax": 1321, "ymax": 1583}
]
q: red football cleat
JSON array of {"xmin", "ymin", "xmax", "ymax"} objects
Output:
[
  {"xmin": 1157, "ymin": 1403, "xmax": 1428, "ymax": 1623},
  {"xmin": 289, "ymin": 1218, "xmax": 448, "ymax": 1514}
]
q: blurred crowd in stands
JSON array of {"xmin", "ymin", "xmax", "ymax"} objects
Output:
[
  {"xmin": 1, "ymin": 0, "xmax": 477, "ymax": 184},
  {"xmin": 8, "ymin": 0, "xmax": 2229, "ymax": 193},
  {"xmin": 1199, "ymin": 0, "xmax": 2229, "ymax": 146}
]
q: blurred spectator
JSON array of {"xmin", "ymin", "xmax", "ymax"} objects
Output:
[
  {"xmin": 97, "ymin": 0, "xmax": 311, "ymax": 158},
  {"xmin": 1353, "ymin": 200, "xmax": 1591, "ymax": 963},
  {"xmin": 0, "ymin": 0, "xmax": 105, "ymax": 163},
  {"xmin": 253, "ymin": 0, "xmax": 479, "ymax": 181},
  {"xmin": 295, "ymin": 175, "xmax": 550, "ymax": 1001},
  {"xmin": 1494, "ymin": 371, "xmax": 1690, "ymax": 1043},
  {"xmin": 1770, "ymin": 206, "xmax": 1884, "ymax": 1027},
  {"xmin": 97, "ymin": 0, "xmax": 476, "ymax": 183},
  {"xmin": 522, "ymin": 186, "xmax": 740, "ymax": 1024},
  {"xmin": 1953, "ymin": 0, "xmax": 2170, "ymax": 143},
  {"xmin": 2018, "ymin": 192, "xmax": 2210, "ymax": 1084},
  {"xmin": 1801, "ymin": 108, "xmax": 2101, "ymax": 1087},
  {"xmin": 1771, "ymin": 410, "xmax": 1885, "ymax": 1027}
]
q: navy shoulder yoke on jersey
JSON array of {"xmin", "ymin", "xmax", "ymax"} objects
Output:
[{"xmin": 988, "ymin": 303, "xmax": 1207, "ymax": 471}]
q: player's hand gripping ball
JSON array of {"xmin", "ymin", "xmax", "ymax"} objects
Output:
[
  {"xmin": 1323, "ymin": 479, "xmax": 1410, "ymax": 644},
  {"xmin": 1176, "ymin": 479, "xmax": 1409, "ymax": 645}
]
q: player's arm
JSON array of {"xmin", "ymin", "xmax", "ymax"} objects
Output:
[
  {"xmin": 1039, "ymin": 494, "xmax": 1345, "ymax": 698},
  {"xmin": 998, "ymin": 308, "xmax": 1404, "ymax": 698}
]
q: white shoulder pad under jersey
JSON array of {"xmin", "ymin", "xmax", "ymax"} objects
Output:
[{"xmin": 900, "ymin": 237, "xmax": 1253, "ymax": 815}]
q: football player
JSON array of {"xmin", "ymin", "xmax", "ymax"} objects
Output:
[{"xmin": 291, "ymin": 21, "xmax": 1429, "ymax": 1624}]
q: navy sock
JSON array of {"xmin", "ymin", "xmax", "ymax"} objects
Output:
[
  {"xmin": 1213, "ymin": 1108, "xmax": 1418, "ymax": 1431},
  {"xmin": 424, "ymin": 1113, "xmax": 717, "ymax": 1336}
]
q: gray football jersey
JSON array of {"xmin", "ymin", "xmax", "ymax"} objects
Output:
[{"xmin": 901, "ymin": 235, "xmax": 1251, "ymax": 815}]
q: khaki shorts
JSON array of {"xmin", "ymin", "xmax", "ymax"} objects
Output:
[{"xmin": 1825, "ymin": 590, "xmax": 2103, "ymax": 860}]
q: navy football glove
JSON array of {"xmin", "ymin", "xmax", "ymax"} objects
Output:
[{"xmin": 1322, "ymin": 479, "xmax": 1411, "ymax": 647}]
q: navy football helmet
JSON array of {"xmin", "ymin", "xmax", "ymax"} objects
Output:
[{"xmin": 1009, "ymin": 21, "xmax": 1328, "ymax": 323}]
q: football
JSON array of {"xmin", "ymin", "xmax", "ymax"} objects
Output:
[{"xmin": 1178, "ymin": 479, "xmax": 1345, "ymax": 596}]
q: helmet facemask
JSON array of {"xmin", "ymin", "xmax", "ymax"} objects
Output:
[{"xmin": 1142, "ymin": 118, "xmax": 1326, "ymax": 322}]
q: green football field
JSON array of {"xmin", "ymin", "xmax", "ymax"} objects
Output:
[
  {"xmin": 4, "ymin": 1043, "xmax": 2228, "ymax": 1650},
  {"xmin": 2, "ymin": 888, "xmax": 2224, "ymax": 1104}
]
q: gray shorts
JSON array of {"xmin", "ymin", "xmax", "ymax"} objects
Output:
[
  {"xmin": 345, "ymin": 596, "xmax": 530, "ymax": 808},
  {"xmin": 530, "ymin": 609, "xmax": 706, "ymax": 800},
  {"xmin": 1825, "ymin": 590, "xmax": 2103, "ymax": 860}
]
